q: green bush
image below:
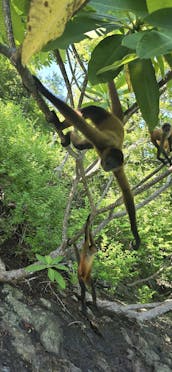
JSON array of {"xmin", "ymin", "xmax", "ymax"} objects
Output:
[{"xmin": 0, "ymin": 102, "xmax": 67, "ymax": 256}]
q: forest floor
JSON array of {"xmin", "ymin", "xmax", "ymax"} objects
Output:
[{"xmin": 0, "ymin": 238, "xmax": 172, "ymax": 372}]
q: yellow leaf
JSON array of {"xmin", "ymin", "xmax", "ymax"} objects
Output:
[{"xmin": 22, "ymin": 0, "xmax": 86, "ymax": 65}]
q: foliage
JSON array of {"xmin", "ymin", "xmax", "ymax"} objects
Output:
[
  {"xmin": 26, "ymin": 254, "xmax": 68, "ymax": 289},
  {"xmin": 1, "ymin": 0, "xmax": 172, "ymax": 129},
  {"xmin": 0, "ymin": 102, "xmax": 67, "ymax": 255}
]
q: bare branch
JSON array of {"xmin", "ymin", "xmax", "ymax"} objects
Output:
[
  {"xmin": 96, "ymin": 175, "xmax": 114, "ymax": 208},
  {"xmin": 97, "ymin": 298, "xmax": 172, "ymax": 321},
  {"xmin": 61, "ymin": 164, "xmax": 80, "ymax": 243},
  {"xmin": 54, "ymin": 49, "xmax": 74, "ymax": 107},
  {"xmin": 77, "ymin": 155, "xmax": 96, "ymax": 213},
  {"xmin": 2, "ymin": 0, "xmax": 15, "ymax": 48},
  {"xmin": 71, "ymin": 44, "xmax": 87, "ymax": 74},
  {"xmin": 95, "ymin": 175, "xmax": 172, "ymax": 235},
  {"xmin": 77, "ymin": 74, "xmax": 88, "ymax": 109}
]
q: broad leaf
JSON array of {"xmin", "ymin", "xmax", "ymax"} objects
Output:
[
  {"xmin": 145, "ymin": 8, "xmax": 172, "ymax": 30},
  {"xmin": 128, "ymin": 59, "xmax": 159, "ymax": 130},
  {"xmin": 146, "ymin": 0, "xmax": 172, "ymax": 13},
  {"xmin": 122, "ymin": 31, "xmax": 150, "ymax": 50},
  {"xmin": 21, "ymin": 0, "xmax": 87, "ymax": 65},
  {"xmin": 43, "ymin": 13, "xmax": 115, "ymax": 50},
  {"xmin": 137, "ymin": 30, "xmax": 172, "ymax": 58},
  {"xmin": 88, "ymin": 34, "xmax": 130, "ymax": 84},
  {"xmin": 90, "ymin": 0, "xmax": 148, "ymax": 16}
]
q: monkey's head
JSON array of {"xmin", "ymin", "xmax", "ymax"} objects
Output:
[
  {"xmin": 80, "ymin": 105, "xmax": 110, "ymax": 126},
  {"xmin": 101, "ymin": 147, "xmax": 124, "ymax": 172},
  {"xmin": 162, "ymin": 122, "xmax": 172, "ymax": 135}
]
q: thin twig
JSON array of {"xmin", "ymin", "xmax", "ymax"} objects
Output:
[
  {"xmin": 54, "ymin": 49, "xmax": 74, "ymax": 107},
  {"xmin": 77, "ymin": 155, "xmax": 96, "ymax": 213}
]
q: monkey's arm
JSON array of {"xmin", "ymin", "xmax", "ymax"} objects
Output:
[
  {"xmin": 33, "ymin": 76, "xmax": 107, "ymax": 149},
  {"xmin": 113, "ymin": 167, "xmax": 140, "ymax": 250},
  {"xmin": 70, "ymin": 132, "xmax": 94, "ymax": 150}
]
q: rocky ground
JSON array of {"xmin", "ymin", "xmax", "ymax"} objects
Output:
[{"xmin": 0, "ymin": 278, "xmax": 172, "ymax": 372}]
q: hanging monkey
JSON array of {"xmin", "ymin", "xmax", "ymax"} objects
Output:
[
  {"xmin": 150, "ymin": 123, "xmax": 172, "ymax": 165},
  {"xmin": 33, "ymin": 76, "xmax": 140, "ymax": 249},
  {"xmin": 74, "ymin": 214, "xmax": 97, "ymax": 314}
]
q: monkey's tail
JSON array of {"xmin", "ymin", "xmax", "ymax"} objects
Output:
[{"xmin": 113, "ymin": 168, "xmax": 140, "ymax": 249}]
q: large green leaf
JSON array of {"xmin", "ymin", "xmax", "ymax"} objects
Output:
[
  {"xmin": 122, "ymin": 31, "xmax": 150, "ymax": 50},
  {"xmin": 128, "ymin": 59, "xmax": 159, "ymax": 130},
  {"xmin": 44, "ymin": 13, "xmax": 116, "ymax": 50},
  {"xmin": 90, "ymin": 0, "xmax": 148, "ymax": 16},
  {"xmin": 146, "ymin": 0, "xmax": 172, "ymax": 13},
  {"xmin": 137, "ymin": 30, "xmax": 172, "ymax": 58},
  {"xmin": 145, "ymin": 8, "xmax": 172, "ymax": 30},
  {"xmin": 88, "ymin": 34, "xmax": 130, "ymax": 84}
]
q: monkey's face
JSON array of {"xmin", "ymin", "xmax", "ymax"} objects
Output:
[
  {"xmin": 162, "ymin": 123, "xmax": 171, "ymax": 135},
  {"xmin": 101, "ymin": 147, "xmax": 124, "ymax": 172}
]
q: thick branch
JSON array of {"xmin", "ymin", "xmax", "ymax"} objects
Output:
[{"xmin": 2, "ymin": 0, "xmax": 15, "ymax": 48}]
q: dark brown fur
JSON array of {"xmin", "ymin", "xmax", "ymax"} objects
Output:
[{"xmin": 33, "ymin": 76, "xmax": 140, "ymax": 249}]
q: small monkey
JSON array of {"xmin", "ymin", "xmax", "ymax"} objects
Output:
[
  {"xmin": 151, "ymin": 123, "xmax": 172, "ymax": 165},
  {"xmin": 74, "ymin": 215, "xmax": 97, "ymax": 314}
]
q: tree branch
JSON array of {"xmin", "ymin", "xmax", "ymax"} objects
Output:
[
  {"xmin": 2, "ymin": 0, "xmax": 15, "ymax": 48},
  {"xmin": 54, "ymin": 49, "xmax": 74, "ymax": 107}
]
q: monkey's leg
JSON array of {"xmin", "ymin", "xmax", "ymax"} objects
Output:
[{"xmin": 157, "ymin": 148, "xmax": 172, "ymax": 165}]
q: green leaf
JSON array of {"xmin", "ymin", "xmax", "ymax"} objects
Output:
[
  {"xmin": 26, "ymin": 264, "xmax": 48, "ymax": 272},
  {"xmin": 146, "ymin": 0, "xmax": 172, "ymax": 13},
  {"xmin": 97, "ymin": 53, "xmax": 137, "ymax": 74},
  {"xmin": 90, "ymin": 0, "xmax": 148, "ymax": 16},
  {"xmin": 54, "ymin": 264, "xmax": 68, "ymax": 272},
  {"xmin": 156, "ymin": 55, "xmax": 165, "ymax": 78},
  {"xmin": 128, "ymin": 59, "xmax": 159, "ymax": 130},
  {"xmin": 44, "ymin": 12, "xmax": 115, "ymax": 50},
  {"xmin": 45, "ymin": 255, "xmax": 52, "ymax": 265},
  {"xmin": 48, "ymin": 268, "xmax": 55, "ymax": 282},
  {"xmin": 145, "ymin": 8, "xmax": 172, "ymax": 30},
  {"xmin": 54, "ymin": 271, "xmax": 66, "ymax": 289},
  {"xmin": 164, "ymin": 53, "xmax": 172, "ymax": 69},
  {"xmin": 122, "ymin": 31, "xmax": 150, "ymax": 50},
  {"xmin": 137, "ymin": 30, "xmax": 172, "ymax": 58},
  {"xmin": 50, "ymin": 256, "xmax": 64, "ymax": 264},
  {"xmin": 36, "ymin": 254, "xmax": 47, "ymax": 263},
  {"xmin": 88, "ymin": 34, "xmax": 130, "ymax": 84}
]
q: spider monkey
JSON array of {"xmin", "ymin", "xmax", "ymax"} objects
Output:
[
  {"xmin": 74, "ymin": 214, "xmax": 97, "ymax": 314},
  {"xmin": 33, "ymin": 76, "xmax": 140, "ymax": 249},
  {"xmin": 150, "ymin": 123, "xmax": 172, "ymax": 165}
]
